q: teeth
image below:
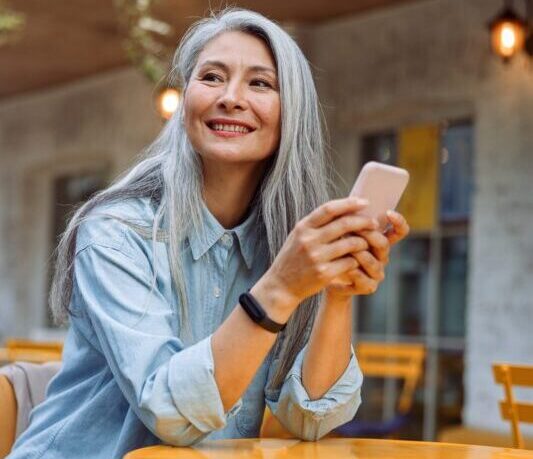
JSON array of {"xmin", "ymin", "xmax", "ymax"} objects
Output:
[{"xmin": 212, "ymin": 123, "xmax": 250, "ymax": 133}]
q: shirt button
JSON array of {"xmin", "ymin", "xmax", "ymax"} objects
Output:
[
  {"xmin": 214, "ymin": 287, "xmax": 222, "ymax": 298},
  {"xmin": 221, "ymin": 233, "xmax": 233, "ymax": 247}
]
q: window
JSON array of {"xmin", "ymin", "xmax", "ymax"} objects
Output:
[
  {"xmin": 46, "ymin": 169, "xmax": 108, "ymax": 326},
  {"xmin": 355, "ymin": 120, "xmax": 473, "ymax": 440}
]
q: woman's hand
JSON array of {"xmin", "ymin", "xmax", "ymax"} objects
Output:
[
  {"xmin": 325, "ymin": 210, "xmax": 410, "ymax": 301},
  {"xmin": 252, "ymin": 197, "xmax": 377, "ymax": 322},
  {"xmin": 384, "ymin": 210, "xmax": 410, "ymax": 245}
]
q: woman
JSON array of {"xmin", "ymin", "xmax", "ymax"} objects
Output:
[{"xmin": 9, "ymin": 8, "xmax": 408, "ymax": 459}]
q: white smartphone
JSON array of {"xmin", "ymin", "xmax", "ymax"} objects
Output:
[{"xmin": 349, "ymin": 161, "xmax": 410, "ymax": 231}]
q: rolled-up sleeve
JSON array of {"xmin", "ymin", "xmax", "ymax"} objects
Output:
[
  {"xmin": 265, "ymin": 344, "xmax": 362, "ymax": 441},
  {"xmin": 73, "ymin": 241, "xmax": 241, "ymax": 446}
]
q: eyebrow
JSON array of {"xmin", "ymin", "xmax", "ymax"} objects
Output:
[{"xmin": 198, "ymin": 60, "xmax": 277, "ymax": 76}]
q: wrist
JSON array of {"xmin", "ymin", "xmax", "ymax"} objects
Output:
[
  {"xmin": 324, "ymin": 288, "xmax": 353, "ymax": 308},
  {"xmin": 317, "ymin": 292, "xmax": 353, "ymax": 332},
  {"xmin": 250, "ymin": 274, "xmax": 299, "ymax": 324}
]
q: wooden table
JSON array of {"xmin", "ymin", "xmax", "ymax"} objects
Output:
[{"xmin": 124, "ymin": 438, "xmax": 533, "ymax": 459}]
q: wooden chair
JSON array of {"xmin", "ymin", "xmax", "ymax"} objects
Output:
[
  {"xmin": 0, "ymin": 339, "xmax": 63, "ymax": 363},
  {"xmin": 334, "ymin": 341, "xmax": 426, "ymax": 437},
  {"xmin": 493, "ymin": 363, "xmax": 533, "ymax": 449},
  {"xmin": 0, "ymin": 339, "xmax": 62, "ymax": 456},
  {"xmin": 0, "ymin": 374, "xmax": 17, "ymax": 458}
]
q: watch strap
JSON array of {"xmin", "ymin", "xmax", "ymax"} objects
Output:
[{"xmin": 239, "ymin": 292, "xmax": 286, "ymax": 333}]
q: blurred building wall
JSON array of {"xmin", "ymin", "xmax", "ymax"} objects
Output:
[
  {"xmin": 0, "ymin": 69, "xmax": 160, "ymax": 338},
  {"xmin": 307, "ymin": 0, "xmax": 533, "ymax": 435}
]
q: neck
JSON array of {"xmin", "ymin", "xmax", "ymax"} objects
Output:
[{"xmin": 202, "ymin": 159, "xmax": 268, "ymax": 228}]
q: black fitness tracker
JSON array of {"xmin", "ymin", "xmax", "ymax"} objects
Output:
[{"xmin": 238, "ymin": 292, "xmax": 287, "ymax": 334}]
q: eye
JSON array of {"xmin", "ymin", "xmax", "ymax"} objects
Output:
[
  {"xmin": 201, "ymin": 72, "xmax": 223, "ymax": 83},
  {"xmin": 251, "ymin": 79, "xmax": 273, "ymax": 89}
]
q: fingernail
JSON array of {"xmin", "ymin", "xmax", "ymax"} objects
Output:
[{"xmin": 386, "ymin": 210, "xmax": 395, "ymax": 218}]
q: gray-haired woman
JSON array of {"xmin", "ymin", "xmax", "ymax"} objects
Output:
[{"xmin": 8, "ymin": 8, "xmax": 409, "ymax": 459}]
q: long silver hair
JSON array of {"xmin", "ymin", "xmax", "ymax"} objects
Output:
[{"xmin": 50, "ymin": 8, "xmax": 331, "ymax": 388}]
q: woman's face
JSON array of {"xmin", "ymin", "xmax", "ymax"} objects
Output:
[{"xmin": 184, "ymin": 31, "xmax": 281, "ymax": 166}]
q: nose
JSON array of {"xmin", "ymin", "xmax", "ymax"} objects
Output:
[{"xmin": 217, "ymin": 81, "xmax": 248, "ymax": 112}]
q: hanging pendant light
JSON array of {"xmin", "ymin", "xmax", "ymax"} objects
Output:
[
  {"xmin": 155, "ymin": 85, "xmax": 181, "ymax": 120},
  {"xmin": 488, "ymin": 1, "xmax": 527, "ymax": 60},
  {"xmin": 488, "ymin": 0, "xmax": 533, "ymax": 62}
]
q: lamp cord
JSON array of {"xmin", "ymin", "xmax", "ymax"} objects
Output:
[{"xmin": 526, "ymin": 0, "xmax": 533, "ymax": 25}]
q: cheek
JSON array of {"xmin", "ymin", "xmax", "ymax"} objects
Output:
[
  {"xmin": 183, "ymin": 86, "xmax": 210, "ymax": 127},
  {"xmin": 256, "ymin": 99, "xmax": 281, "ymax": 135}
]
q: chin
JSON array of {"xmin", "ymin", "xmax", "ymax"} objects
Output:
[
  {"xmin": 201, "ymin": 150, "xmax": 251, "ymax": 163},
  {"xmin": 203, "ymin": 146, "xmax": 271, "ymax": 164}
]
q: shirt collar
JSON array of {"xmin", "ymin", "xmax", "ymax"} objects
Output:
[{"xmin": 188, "ymin": 201, "xmax": 261, "ymax": 270}]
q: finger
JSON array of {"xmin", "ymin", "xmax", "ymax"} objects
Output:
[
  {"xmin": 319, "ymin": 236, "xmax": 369, "ymax": 262},
  {"xmin": 318, "ymin": 214, "xmax": 378, "ymax": 243},
  {"xmin": 305, "ymin": 197, "xmax": 368, "ymax": 228},
  {"xmin": 354, "ymin": 250, "xmax": 385, "ymax": 281},
  {"xmin": 358, "ymin": 230, "xmax": 390, "ymax": 263},
  {"xmin": 322, "ymin": 256, "xmax": 359, "ymax": 281},
  {"xmin": 385, "ymin": 210, "xmax": 410, "ymax": 245},
  {"xmin": 349, "ymin": 269, "xmax": 379, "ymax": 295}
]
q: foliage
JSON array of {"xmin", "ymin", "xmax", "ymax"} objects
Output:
[
  {"xmin": 0, "ymin": 0, "xmax": 25, "ymax": 46},
  {"xmin": 114, "ymin": 0, "xmax": 174, "ymax": 85}
]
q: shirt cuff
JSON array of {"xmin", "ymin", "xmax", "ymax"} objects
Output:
[
  {"xmin": 283, "ymin": 344, "xmax": 362, "ymax": 418},
  {"xmin": 167, "ymin": 335, "xmax": 242, "ymax": 433}
]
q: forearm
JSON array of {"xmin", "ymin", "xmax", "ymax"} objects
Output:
[
  {"xmin": 211, "ymin": 275, "xmax": 295, "ymax": 412},
  {"xmin": 302, "ymin": 293, "xmax": 353, "ymax": 400}
]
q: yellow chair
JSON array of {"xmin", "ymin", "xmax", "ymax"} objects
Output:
[
  {"xmin": 334, "ymin": 341, "xmax": 426, "ymax": 437},
  {"xmin": 0, "ymin": 374, "xmax": 17, "ymax": 458},
  {"xmin": 357, "ymin": 342, "xmax": 426, "ymax": 415},
  {"xmin": 0, "ymin": 339, "xmax": 63, "ymax": 363},
  {"xmin": 493, "ymin": 363, "xmax": 533, "ymax": 449}
]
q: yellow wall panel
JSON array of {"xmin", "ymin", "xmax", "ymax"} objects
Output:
[{"xmin": 397, "ymin": 125, "xmax": 439, "ymax": 232}]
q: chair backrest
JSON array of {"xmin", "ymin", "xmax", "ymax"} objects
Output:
[
  {"xmin": 492, "ymin": 363, "xmax": 533, "ymax": 449},
  {"xmin": 0, "ymin": 339, "xmax": 63, "ymax": 363},
  {"xmin": 0, "ymin": 374, "xmax": 17, "ymax": 458},
  {"xmin": 356, "ymin": 341, "xmax": 426, "ymax": 414}
]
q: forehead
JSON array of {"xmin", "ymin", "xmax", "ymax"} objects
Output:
[{"xmin": 196, "ymin": 31, "xmax": 276, "ymax": 69}]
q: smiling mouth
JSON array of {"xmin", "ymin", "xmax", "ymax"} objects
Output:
[{"xmin": 206, "ymin": 121, "xmax": 254, "ymax": 135}]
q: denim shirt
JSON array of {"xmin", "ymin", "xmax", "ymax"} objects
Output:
[{"xmin": 9, "ymin": 197, "xmax": 362, "ymax": 459}]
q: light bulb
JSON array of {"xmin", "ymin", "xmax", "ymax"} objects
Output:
[{"xmin": 157, "ymin": 88, "xmax": 181, "ymax": 120}]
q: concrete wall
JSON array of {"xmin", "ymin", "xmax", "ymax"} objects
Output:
[
  {"xmin": 0, "ymin": 69, "xmax": 161, "ymax": 338},
  {"xmin": 307, "ymin": 0, "xmax": 533, "ymax": 434}
]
